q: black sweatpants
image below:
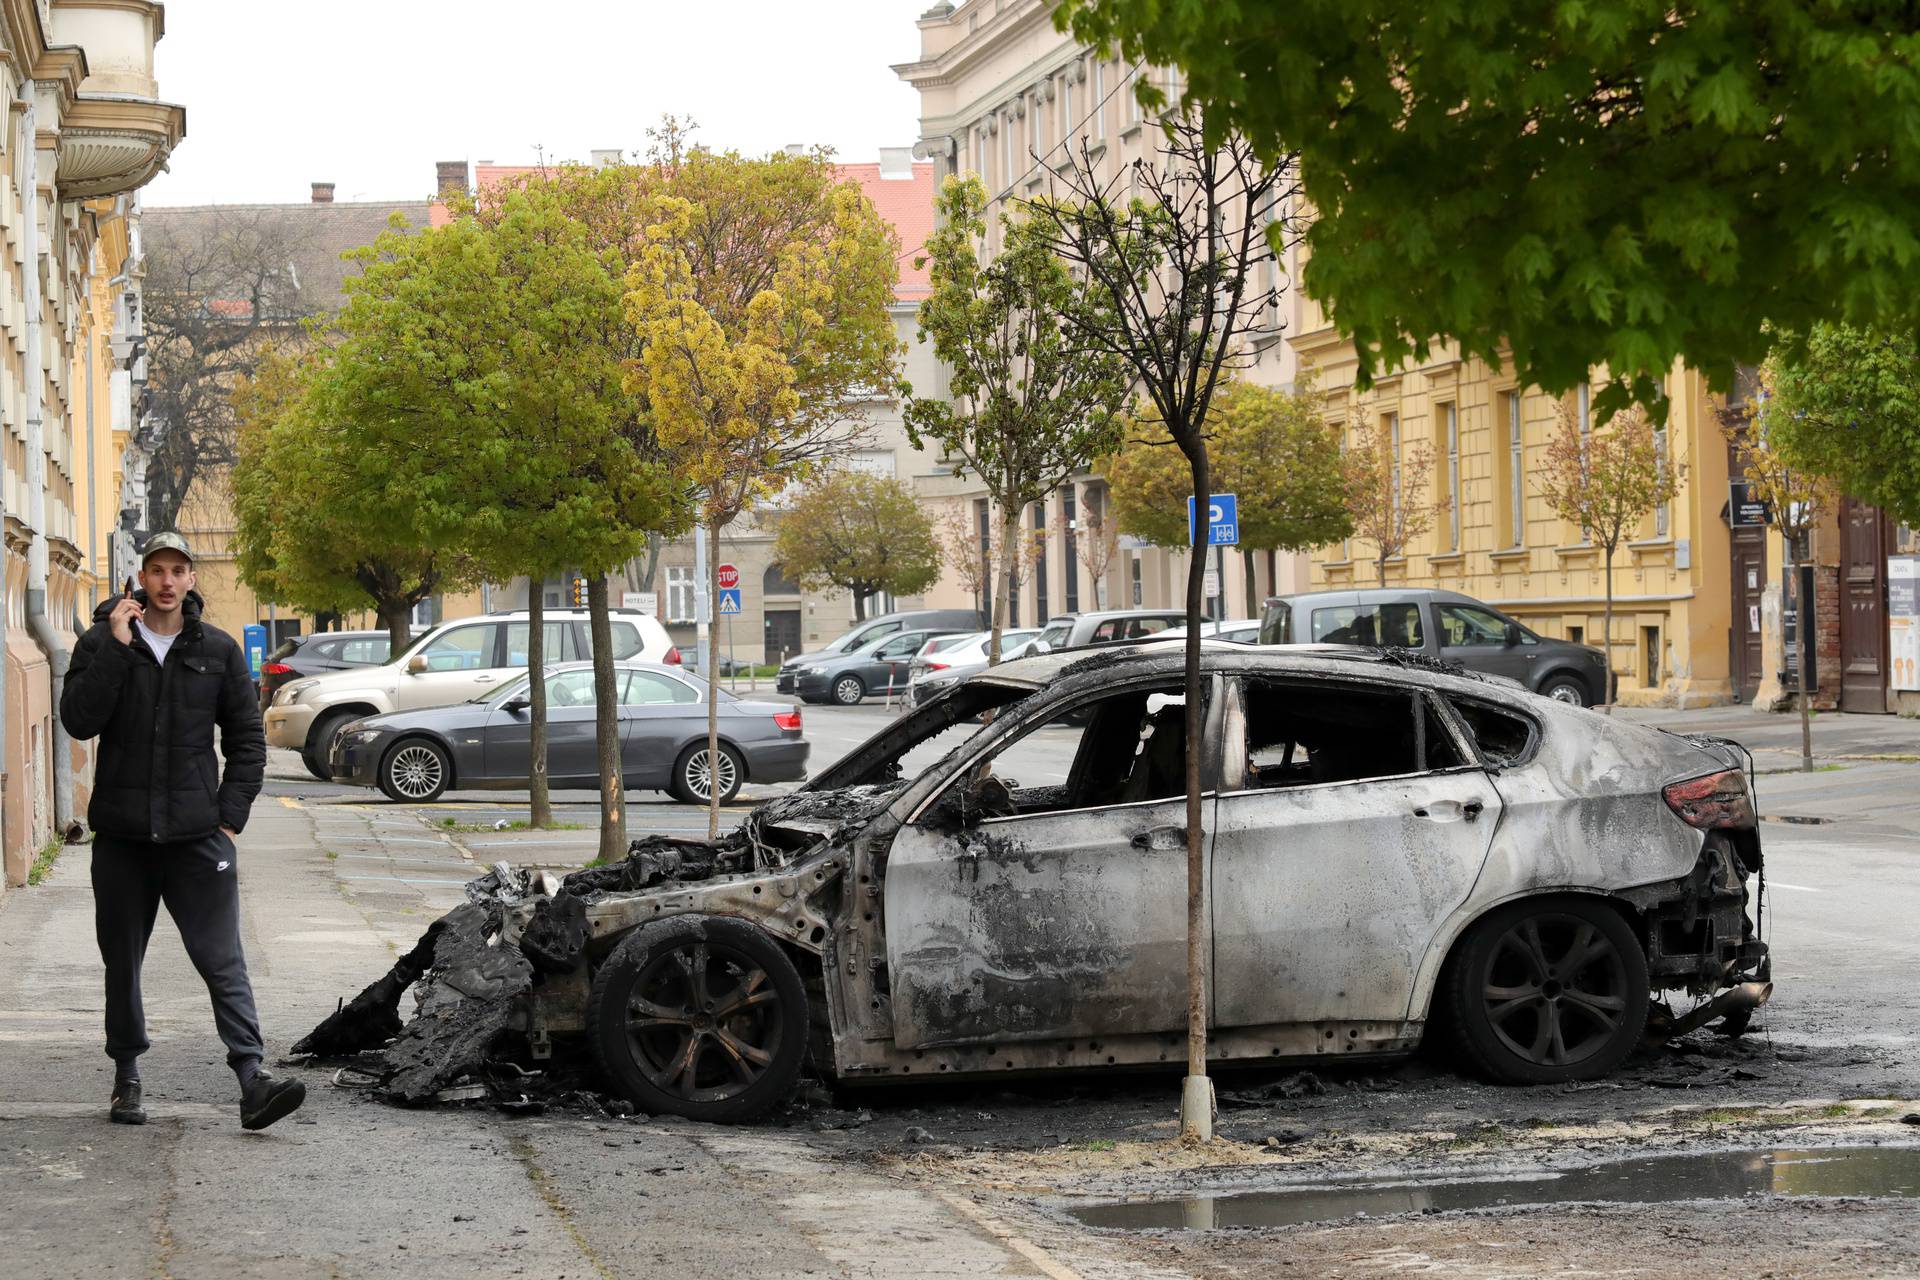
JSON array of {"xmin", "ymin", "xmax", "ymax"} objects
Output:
[{"xmin": 91, "ymin": 831, "xmax": 263, "ymax": 1079}]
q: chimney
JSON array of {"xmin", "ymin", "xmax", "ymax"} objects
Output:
[
  {"xmin": 879, "ymin": 147, "xmax": 915, "ymax": 179},
  {"xmin": 784, "ymin": 143, "xmax": 806, "ymax": 157},
  {"xmin": 435, "ymin": 160, "xmax": 469, "ymax": 200},
  {"xmin": 310, "ymin": 182, "xmax": 335, "ymax": 204},
  {"xmin": 590, "ymin": 149, "xmax": 622, "ymax": 170}
]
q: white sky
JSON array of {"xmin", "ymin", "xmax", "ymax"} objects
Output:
[{"xmin": 141, "ymin": 0, "xmax": 928, "ymax": 207}]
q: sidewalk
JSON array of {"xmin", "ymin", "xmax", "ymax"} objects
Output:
[{"xmin": 1615, "ymin": 702, "xmax": 1920, "ymax": 765}]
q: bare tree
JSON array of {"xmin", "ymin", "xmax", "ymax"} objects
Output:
[
  {"xmin": 142, "ymin": 208, "xmax": 322, "ymax": 531},
  {"xmin": 1074, "ymin": 482, "xmax": 1121, "ymax": 609},
  {"xmin": 1341, "ymin": 407, "xmax": 1448, "ymax": 587},
  {"xmin": 1028, "ymin": 114, "xmax": 1300, "ymax": 1141}
]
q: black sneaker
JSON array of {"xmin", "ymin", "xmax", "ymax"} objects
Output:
[
  {"xmin": 239, "ymin": 1068, "xmax": 306, "ymax": 1131},
  {"xmin": 110, "ymin": 1080, "xmax": 146, "ymax": 1126}
]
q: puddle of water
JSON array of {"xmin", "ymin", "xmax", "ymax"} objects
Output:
[{"xmin": 1067, "ymin": 1146, "xmax": 1920, "ymax": 1231}]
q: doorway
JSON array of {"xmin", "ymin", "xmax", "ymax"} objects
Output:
[
  {"xmin": 763, "ymin": 609, "xmax": 801, "ymax": 665},
  {"xmin": 1839, "ymin": 498, "xmax": 1892, "ymax": 714}
]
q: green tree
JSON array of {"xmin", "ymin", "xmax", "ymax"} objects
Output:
[
  {"xmin": 1764, "ymin": 324, "xmax": 1920, "ymax": 529},
  {"xmin": 905, "ymin": 174, "xmax": 1129, "ymax": 663},
  {"xmin": 1535, "ymin": 401, "xmax": 1685, "ymax": 707},
  {"xmin": 1057, "ymin": 1, "xmax": 1920, "ymax": 413},
  {"xmin": 1100, "ymin": 375, "xmax": 1352, "ymax": 604},
  {"xmin": 323, "ymin": 190, "xmax": 688, "ymax": 837},
  {"xmin": 773, "ymin": 471, "xmax": 941, "ymax": 621},
  {"xmin": 624, "ymin": 145, "xmax": 900, "ymax": 836},
  {"xmin": 232, "ymin": 349, "xmax": 472, "ymax": 655}
]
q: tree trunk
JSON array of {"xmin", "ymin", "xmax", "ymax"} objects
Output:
[
  {"xmin": 376, "ymin": 601, "xmax": 413, "ymax": 658},
  {"xmin": 706, "ymin": 521, "xmax": 726, "ymax": 838},
  {"xmin": 587, "ymin": 575, "xmax": 626, "ymax": 863},
  {"xmin": 527, "ymin": 579, "xmax": 552, "ymax": 830},
  {"xmin": 1602, "ymin": 545, "xmax": 1616, "ymax": 713},
  {"xmin": 852, "ymin": 590, "xmax": 867, "ymax": 623},
  {"xmin": 1377, "ymin": 549, "xmax": 1388, "ymax": 586},
  {"xmin": 1181, "ymin": 440, "xmax": 1211, "ymax": 1139},
  {"xmin": 1241, "ymin": 548, "xmax": 1257, "ymax": 618},
  {"xmin": 990, "ymin": 505, "xmax": 1021, "ymax": 664}
]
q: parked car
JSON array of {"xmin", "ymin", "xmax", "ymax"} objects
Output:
[
  {"xmin": 266, "ymin": 609, "xmax": 676, "ymax": 781},
  {"xmin": 1030, "ymin": 608, "xmax": 1188, "ymax": 653},
  {"xmin": 257, "ymin": 630, "xmax": 391, "ymax": 711},
  {"xmin": 774, "ymin": 609, "xmax": 982, "ymax": 693},
  {"xmin": 906, "ymin": 628, "xmax": 1041, "ymax": 684},
  {"xmin": 785, "ymin": 627, "xmax": 971, "ymax": 705},
  {"xmin": 1156, "ymin": 618, "xmax": 1262, "ymax": 644},
  {"xmin": 1260, "ymin": 588, "xmax": 1609, "ymax": 706},
  {"xmin": 410, "ymin": 641, "xmax": 1766, "ymax": 1122},
  {"xmin": 327, "ymin": 661, "xmax": 807, "ymax": 805}
]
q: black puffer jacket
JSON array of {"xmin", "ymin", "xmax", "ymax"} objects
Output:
[{"xmin": 60, "ymin": 590, "xmax": 266, "ymax": 841}]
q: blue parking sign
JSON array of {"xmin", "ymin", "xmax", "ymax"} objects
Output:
[
  {"xmin": 717, "ymin": 587, "xmax": 743, "ymax": 615},
  {"xmin": 1187, "ymin": 493, "xmax": 1240, "ymax": 546}
]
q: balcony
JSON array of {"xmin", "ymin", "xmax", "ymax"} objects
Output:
[{"xmin": 48, "ymin": 0, "xmax": 185, "ymax": 199}]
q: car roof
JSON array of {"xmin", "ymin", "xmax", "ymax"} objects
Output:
[{"xmin": 1265, "ymin": 587, "xmax": 1486, "ymax": 608}]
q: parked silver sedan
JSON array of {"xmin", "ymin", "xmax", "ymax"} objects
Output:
[
  {"xmin": 465, "ymin": 641, "xmax": 1768, "ymax": 1120},
  {"xmin": 327, "ymin": 661, "xmax": 808, "ymax": 805}
]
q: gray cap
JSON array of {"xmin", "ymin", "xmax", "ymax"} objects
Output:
[{"xmin": 139, "ymin": 531, "xmax": 195, "ymax": 564}]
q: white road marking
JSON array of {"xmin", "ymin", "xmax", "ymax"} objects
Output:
[{"xmin": 1765, "ymin": 880, "xmax": 1823, "ymax": 892}]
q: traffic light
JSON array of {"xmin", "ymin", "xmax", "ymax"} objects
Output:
[{"xmin": 569, "ymin": 576, "xmax": 588, "ymax": 607}]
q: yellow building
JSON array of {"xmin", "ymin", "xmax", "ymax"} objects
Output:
[
  {"xmin": 1293, "ymin": 303, "xmax": 1741, "ymax": 707},
  {"xmin": 1, "ymin": 0, "xmax": 185, "ymax": 885}
]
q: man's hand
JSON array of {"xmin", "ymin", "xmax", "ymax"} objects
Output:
[{"xmin": 108, "ymin": 587, "xmax": 142, "ymax": 647}]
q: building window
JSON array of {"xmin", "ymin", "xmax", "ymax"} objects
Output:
[
  {"xmin": 1130, "ymin": 551, "xmax": 1143, "ymax": 606},
  {"xmin": 1129, "ymin": 68, "xmax": 1143, "ymax": 125},
  {"xmin": 1503, "ymin": 391, "xmax": 1524, "ymax": 548},
  {"xmin": 666, "ymin": 566, "xmax": 698, "ymax": 624},
  {"xmin": 1387, "ymin": 412, "xmax": 1402, "ymax": 521},
  {"xmin": 1577, "ymin": 382, "xmax": 1591, "ymax": 439},
  {"xmin": 1091, "ymin": 60, "xmax": 1105, "ymax": 138},
  {"xmin": 1654, "ymin": 420, "xmax": 1671, "ymax": 538},
  {"xmin": 1438, "ymin": 402, "xmax": 1459, "ymax": 551},
  {"xmin": 1060, "ymin": 71, "xmax": 1073, "ymax": 145},
  {"xmin": 975, "ymin": 497, "xmax": 993, "ymax": 624},
  {"xmin": 1032, "ymin": 501, "xmax": 1049, "ymax": 623},
  {"xmin": 1643, "ymin": 626, "xmax": 1662, "ymax": 688},
  {"xmin": 1063, "ymin": 486, "xmax": 1080, "ymax": 612}
]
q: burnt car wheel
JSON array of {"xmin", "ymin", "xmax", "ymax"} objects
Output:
[
  {"xmin": 587, "ymin": 916, "xmax": 806, "ymax": 1123},
  {"xmin": 1540, "ymin": 675, "xmax": 1590, "ymax": 707},
  {"xmin": 379, "ymin": 738, "xmax": 451, "ymax": 803},
  {"xmin": 671, "ymin": 742, "xmax": 744, "ymax": 805},
  {"xmin": 831, "ymin": 674, "xmax": 866, "ymax": 706},
  {"xmin": 1446, "ymin": 898, "xmax": 1648, "ymax": 1084}
]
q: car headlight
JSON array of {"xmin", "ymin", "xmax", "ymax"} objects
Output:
[
  {"xmin": 804, "ymin": 666, "xmax": 827, "ymax": 676},
  {"xmin": 280, "ymin": 679, "xmax": 319, "ymax": 704},
  {"xmin": 343, "ymin": 728, "xmax": 382, "ymax": 746}
]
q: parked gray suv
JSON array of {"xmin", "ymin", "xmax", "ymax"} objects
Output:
[{"xmin": 1259, "ymin": 588, "xmax": 1607, "ymax": 707}]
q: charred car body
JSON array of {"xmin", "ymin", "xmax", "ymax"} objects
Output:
[{"xmin": 309, "ymin": 643, "xmax": 1770, "ymax": 1123}]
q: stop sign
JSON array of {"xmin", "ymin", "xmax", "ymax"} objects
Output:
[{"xmin": 716, "ymin": 563, "xmax": 740, "ymax": 590}]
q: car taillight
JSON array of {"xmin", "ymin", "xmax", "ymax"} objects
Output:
[
  {"xmin": 1663, "ymin": 769, "xmax": 1755, "ymax": 829},
  {"xmin": 262, "ymin": 662, "xmax": 293, "ymax": 676},
  {"xmin": 774, "ymin": 709, "xmax": 802, "ymax": 732},
  {"xmin": 663, "ymin": 646, "xmax": 681, "ymax": 665},
  {"xmin": 926, "ymin": 661, "xmax": 949, "ymax": 672}
]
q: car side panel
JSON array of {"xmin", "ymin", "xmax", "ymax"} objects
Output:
[{"xmin": 1405, "ymin": 704, "xmax": 1709, "ymax": 1019}]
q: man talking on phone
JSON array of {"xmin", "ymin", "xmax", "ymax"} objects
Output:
[{"xmin": 60, "ymin": 532, "xmax": 305, "ymax": 1130}]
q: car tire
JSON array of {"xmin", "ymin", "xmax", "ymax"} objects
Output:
[
  {"xmin": 1539, "ymin": 674, "xmax": 1591, "ymax": 707},
  {"xmin": 378, "ymin": 737, "xmax": 452, "ymax": 804},
  {"xmin": 830, "ymin": 674, "xmax": 865, "ymax": 706},
  {"xmin": 587, "ymin": 915, "xmax": 807, "ymax": 1123},
  {"xmin": 305, "ymin": 709, "xmax": 361, "ymax": 781},
  {"xmin": 670, "ymin": 742, "xmax": 744, "ymax": 806},
  {"xmin": 1444, "ymin": 897, "xmax": 1648, "ymax": 1085}
]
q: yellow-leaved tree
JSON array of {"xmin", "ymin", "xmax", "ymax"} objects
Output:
[{"xmin": 624, "ymin": 146, "xmax": 900, "ymax": 835}]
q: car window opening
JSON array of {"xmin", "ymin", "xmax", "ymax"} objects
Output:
[
  {"xmin": 1242, "ymin": 680, "xmax": 1465, "ymax": 788},
  {"xmin": 1448, "ymin": 698, "xmax": 1535, "ymax": 768}
]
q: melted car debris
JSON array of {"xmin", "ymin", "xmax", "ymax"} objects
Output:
[{"xmin": 297, "ymin": 785, "xmax": 905, "ymax": 1108}]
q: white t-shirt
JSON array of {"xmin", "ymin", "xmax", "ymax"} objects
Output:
[{"xmin": 136, "ymin": 617, "xmax": 179, "ymax": 665}]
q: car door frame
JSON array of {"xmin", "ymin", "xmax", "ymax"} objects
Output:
[
  {"xmin": 1433, "ymin": 600, "xmax": 1536, "ymax": 683},
  {"xmin": 880, "ymin": 671, "xmax": 1226, "ymax": 1050},
  {"xmin": 1208, "ymin": 670, "xmax": 1503, "ymax": 1030},
  {"xmin": 395, "ymin": 621, "xmax": 505, "ymax": 710}
]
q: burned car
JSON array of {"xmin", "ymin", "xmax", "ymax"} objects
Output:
[{"xmin": 306, "ymin": 643, "xmax": 1769, "ymax": 1123}]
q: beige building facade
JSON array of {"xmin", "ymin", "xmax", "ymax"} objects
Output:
[
  {"xmin": 2, "ymin": 0, "xmax": 183, "ymax": 886},
  {"xmin": 897, "ymin": 0, "xmax": 1312, "ymax": 630}
]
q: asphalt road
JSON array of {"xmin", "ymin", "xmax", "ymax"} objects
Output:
[{"xmin": 1, "ymin": 697, "xmax": 1916, "ymax": 1277}]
